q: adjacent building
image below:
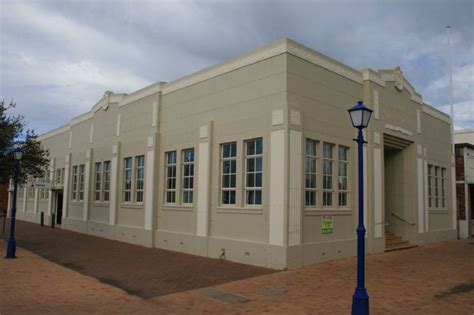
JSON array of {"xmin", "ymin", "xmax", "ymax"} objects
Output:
[
  {"xmin": 455, "ymin": 130, "xmax": 474, "ymax": 239},
  {"xmin": 8, "ymin": 39, "xmax": 457, "ymax": 269}
]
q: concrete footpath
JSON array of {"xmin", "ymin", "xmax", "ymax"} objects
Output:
[{"xmin": 1, "ymin": 238, "xmax": 474, "ymax": 314}]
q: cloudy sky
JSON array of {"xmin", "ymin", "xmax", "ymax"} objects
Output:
[{"xmin": 1, "ymin": 0, "xmax": 473, "ymax": 134}]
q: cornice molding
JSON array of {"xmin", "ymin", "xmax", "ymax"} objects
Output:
[{"xmin": 423, "ymin": 105, "xmax": 451, "ymax": 124}]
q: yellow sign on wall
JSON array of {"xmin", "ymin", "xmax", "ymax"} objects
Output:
[{"xmin": 321, "ymin": 215, "xmax": 333, "ymax": 234}]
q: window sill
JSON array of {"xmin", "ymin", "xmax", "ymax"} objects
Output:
[
  {"xmin": 92, "ymin": 202, "xmax": 110, "ymax": 207},
  {"xmin": 217, "ymin": 207, "xmax": 263, "ymax": 215},
  {"xmin": 428, "ymin": 209, "xmax": 449, "ymax": 214},
  {"xmin": 162, "ymin": 205, "xmax": 194, "ymax": 212},
  {"xmin": 121, "ymin": 203, "xmax": 144, "ymax": 210},
  {"xmin": 304, "ymin": 208, "xmax": 352, "ymax": 216},
  {"xmin": 71, "ymin": 201, "xmax": 84, "ymax": 205}
]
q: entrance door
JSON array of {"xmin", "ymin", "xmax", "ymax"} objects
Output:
[
  {"xmin": 56, "ymin": 192, "xmax": 63, "ymax": 225},
  {"xmin": 383, "ymin": 133, "xmax": 413, "ymax": 238}
]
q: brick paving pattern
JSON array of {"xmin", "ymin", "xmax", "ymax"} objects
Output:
[
  {"xmin": 1, "ymin": 220, "xmax": 474, "ymax": 314},
  {"xmin": 1, "ymin": 220, "xmax": 275, "ymax": 298}
]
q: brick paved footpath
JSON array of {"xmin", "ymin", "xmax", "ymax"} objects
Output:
[{"xmin": 0, "ymin": 223, "xmax": 473, "ymax": 314}]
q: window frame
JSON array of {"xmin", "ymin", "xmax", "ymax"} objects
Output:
[
  {"xmin": 103, "ymin": 161, "xmax": 111, "ymax": 202},
  {"xmin": 165, "ymin": 151, "xmax": 177, "ymax": 204},
  {"xmin": 72, "ymin": 165, "xmax": 78, "ymax": 201},
  {"xmin": 220, "ymin": 142, "xmax": 237, "ymax": 206},
  {"xmin": 181, "ymin": 148, "xmax": 194, "ymax": 205},
  {"xmin": 338, "ymin": 145, "xmax": 350, "ymax": 207},
  {"xmin": 123, "ymin": 157, "xmax": 133, "ymax": 203},
  {"xmin": 135, "ymin": 155, "xmax": 145, "ymax": 204},
  {"xmin": 305, "ymin": 138, "xmax": 318, "ymax": 207},
  {"xmin": 94, "ymin": 162, "xmax": 102, "ymax": 202},
  {"xmin": 244, "ymin": 138, "xmax": 263, "ymax": 206},
  {"xmin": 322, "ymin": 142, "xmax": 334, "ymax": 207}
]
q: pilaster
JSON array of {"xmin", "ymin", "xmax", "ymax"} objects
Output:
[
  {"xmin": 416, "ymin": 145, "xmax": 424, "ymax": 234},
  {"xmin": 109, "ymin": 142, "xmax": 121, "ymax": 225},
  {"xmin": 22, "ymin": 182, "xmax": 27, "ymax": 212},
  {"xmin": 269, "ymin": 109, "xmax": 286, "ymax": 246},
  {"xmin": 288, "ymin": 109, "xmax": 302, "ymax": 246},
  {"xmin": 196, "ymin": 122, "xmax": 213, "ymax": 237},
  {"xmin": 62, "ymin": 153, "xmax": 71, "ymax": 219},
  {"xmin": 144, "ymin": 134, "xmax": 158, "ymax": 231},
  {"xmin": 83, "ymin": 148, "xmax": 93, "ymax": 221},
  {"xmin": 47, "ymin": 157, "xmax": 56, "ymax": 215}
]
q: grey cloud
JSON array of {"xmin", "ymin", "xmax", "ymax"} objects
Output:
[{"xmin": 1, "ymin": 0, "xmax": 473, "ymax": 134}]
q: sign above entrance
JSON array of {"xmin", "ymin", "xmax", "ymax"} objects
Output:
[{"xmin": 26, "ymin": 180, "xmax": 52, "ymax": 189}]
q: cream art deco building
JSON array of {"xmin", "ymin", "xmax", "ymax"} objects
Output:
[{"xmin": 8, "ymin": 39, "xmax": 457, "ymax": 269}]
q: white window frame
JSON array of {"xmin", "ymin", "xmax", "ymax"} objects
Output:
[
  {"xmin": 305, "ymin": 138, "xmax": 318, "ymax": 207},
  {"xmin": 94, "ymin": 162, "xmax": 102, "ymax": 202},
  {"xmin": 165, "ymin": 151, "xmax": 177, "ymax": 204},
  {"xmin": 135, "ymin": 155, "xmax": 145, "ymax": 203},
  {"xmin": 72, "ymin": 165, "xmax": 78, "ymax": 201},
  {"xmin": 123, "ymin": 157, "xmax": 133, "ymax": 203},
  {"xmin": 244, "ymin": 138, "xmax": 263, "ymax": 206},
  {"xmin": 181, "ymin": 149, "xmax": 194, "ymax": 204},
  {"xmin": 78, "ymin": 164, "xmax": 85, "ymax": 201},
  {"xmin": 103, "ymin": 161, "xmax": 111, "ymax": 202},
  {"xmin": 220, "ymin": 142, "xmax": 237, "ymax": 205},
  {"xmin": 338, "ymin": 146, "xmax": 349, "ymax": 207},
  {"xmin": 322, "ymin": 142, "xmax": 334, "ymax": 207}
]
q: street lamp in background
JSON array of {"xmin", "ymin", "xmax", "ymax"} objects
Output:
[
  {"xmin": 5, "ymin": 145, "xmax": 23, "ymax": 259},
  {"xmin": 348, "ymin": 101, "xmax": 373, "ymax": 315}
]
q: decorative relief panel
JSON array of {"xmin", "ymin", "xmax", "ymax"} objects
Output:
[
  {"xmin": 272, "ymin": 109, "xmax": 284, "ymax": 126},
  {"xmin": 290, "ymin": 109, "xmax": 301, "ymax": 126}
]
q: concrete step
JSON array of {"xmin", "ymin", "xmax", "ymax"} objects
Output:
[
  {"xmin": 385, "ymin": 244, "xmax": 418, "ymax": 252},
  {"xmin": 385, "ymin": 239, "xmax": 409, "ymax": 246},
  {"xmin": 385, "ymin": 235, "xmax": 402, "ymax": 241}
]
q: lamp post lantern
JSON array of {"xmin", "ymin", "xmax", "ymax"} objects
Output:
[
  {"xmin": 348, "ymin": 101, "xmax": 373, "ymax": 315},
  {"xmin": 5, "ymin": 146, "xmax": 23, "ymax": 259}
]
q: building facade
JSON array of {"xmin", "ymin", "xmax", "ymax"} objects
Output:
[
  {"xmin": 8, "ymin": 39, "xmax": 457, "ymax": 269},
  {"xmin": 455, "ymin": 130, "xmax": 474, "ymax": 239}
]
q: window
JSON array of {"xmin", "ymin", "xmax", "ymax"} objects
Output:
[
  {"xmin": 72, "ymin": 166, "xmax": 78, "ymax": 201},
  {"xmin": 434, "ymin": 167, "xmax": 439, "ymax": 207},
  {"xmin": 94, "ymin": 162, "xmax": 102, "ymax": 201},
  {"xmin": 93, "ymin": 161, "xmax": 111, "ymax": 202},
  {"xmin": 305, "ymin": 139, "xmax": 317, "ymax": 206},
  {"xmin": 428, "ymin": 165, "xmax": 433, "ymax": 207},
  {"xmin": 40, "ymin": 188, "xmax": 47, "ymax": 200},
  {"xmin": 103, "ymin": 161, "xmax": 110, "ymax": 202},
  {"xmin": 28, "ymin": 187, "xmax": 35, "ymax": 199},
  {"xmin": 245, "ymin": 138, "xmax": 263, "ymax": 205},
  {"xmin": 323, "ymin": 143, "xmax": 334, "ymax": 206},
  {"xmin": 221, "ymin": 142, "xmax": 237, "ymax": 205},
  {"xmin": 165, "ymin": 151, "xmax": 177, "ymax": 203},
  {"xmin": 182, "ymin": 149, "xmax": 194, "ymax": 204},
  {"xmin": 124, "ymin": 157, "xmax": 132, "ymax": 202},
  {"xmin": 136, "ymin": 155, "xmax": 145, "ymax": 203},
  {"xmin": 441, "ymin": 168, "xmax": 446, "ymax": 208},
  {"xmin": 55, "ymin": 168, "xmax": 63, "ymax": 186},
  {"xmin": 428, "ymin": 164, "xmax": 447, "ymax": 209},
  {"xmin": 338, "ymin": 146, "xmax": 349, "ymax": 207},
  {"xmin": 78, "ymin": 165, "xmax": 85, "ymax": 201}
]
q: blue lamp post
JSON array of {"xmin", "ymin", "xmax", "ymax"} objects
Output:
[
  {"xmin": 5, "ymin": 146, "xmax": 23, "ymax": 259},
  {"xmin": 348, "ymin": 101, "xmax": 373, "ymax": 315}
]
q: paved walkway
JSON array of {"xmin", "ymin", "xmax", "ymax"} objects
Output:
[
  {"xmin": 3, "ymin": 220, "xmax": 275, "ymax": 298},
  {"xmin": 1, "ymin": 221, "xmax": 474, "ymax": 314}
]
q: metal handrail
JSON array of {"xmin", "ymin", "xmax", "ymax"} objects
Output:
[{"xmin": 391, "ymin": 212, "xmax": 416, "ymax": 226}]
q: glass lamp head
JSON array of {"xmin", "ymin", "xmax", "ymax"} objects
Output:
[{"xmin": 348, "ymin": 101, "xmax": 373, "ymax": 129}]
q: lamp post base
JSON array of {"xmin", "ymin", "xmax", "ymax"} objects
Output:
[
  {"xmin": 5, "ymin": 237, "xmax": 17, "ymax": 259},
  {"xmin": 352, "ymin": 288, "xmax": 369, "ymax": 315}
]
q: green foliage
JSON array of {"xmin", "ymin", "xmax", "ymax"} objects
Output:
[{"xmin": 0, "ymin": 100, "xmax": 49, "ymax": 182}]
